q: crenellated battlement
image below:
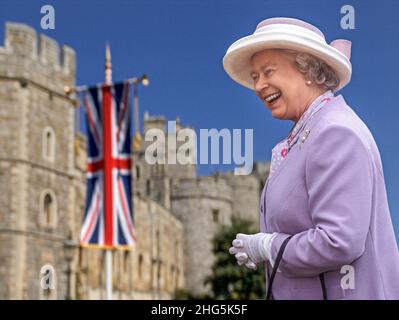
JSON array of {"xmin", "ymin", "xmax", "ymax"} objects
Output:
[
  {"xmin": 3, "ymin": 23, "xmax": 37, "ymax": 58},
  {"xmin": 222, "ymin": 171, "xmax": 260, "ymax": 189},
  {"xmin": 171, "ymin": 176, "xmax": 232, "ymax": 203},
  {"xmin": 0, "ymin": 22, "xmax": 76, "ymax": 92}
]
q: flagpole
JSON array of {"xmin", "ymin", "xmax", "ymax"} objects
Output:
[
  {"xmin": 104, "ymin": 43, "xmax": 113, "ymax": 301},
  {"xmin": 105, "ymin": 249, "xmax": 112, "ymax": 300},
  {"xmin": 77, "ymin": 44, "xmax": 144, "ymax": 301}
]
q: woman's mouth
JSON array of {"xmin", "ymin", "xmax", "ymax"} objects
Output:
[{"xmin": 264, "ymin": 91, "xmax": 282, "ymax": 106}]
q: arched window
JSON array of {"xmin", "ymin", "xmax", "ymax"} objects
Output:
[
  {"xmin": 146, "ymin": 180, "xmax": 151, "ymax": 196},
  {"xmin": 135, "ymin": 166, "xmax": 140, "ymax": 180},
  {"xmin": 40, "ymin": 190, "xmax": 57, "ymax": 229},
  {"xmin": 212, "ymin": 209, "xmax": 220, "ymax": 223},
  {"xmin": 42, "ymin": 126, "xmax": 56, "ymax": 162},
  {"xmin": 138, "ymin": 254, "xmax": 143, "ymax": 279},
  {"xmin": 123, "ymin": 251, "xmax": 130, "ymax": 273},
  {"xmin": 44, "ymin": 194, "xmax": 52, "ymax": 226}
]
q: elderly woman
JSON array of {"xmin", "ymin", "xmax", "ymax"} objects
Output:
[{"xmin": 226, "ymin": 17, "xmax": 399, "ymax": 300}]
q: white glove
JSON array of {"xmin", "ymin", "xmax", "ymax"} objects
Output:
[
  {"xmin": 229, "ymin": 233, "xmax": 277, "ymax": 270},
  {"xmin": 233, "ymin": 252, "xmax": 257, "ymax": 270}
]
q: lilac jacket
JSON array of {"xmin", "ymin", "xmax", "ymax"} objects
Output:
[{"xmin": 260, "ymin": 95, "xmax": 399, "ymax": 299}]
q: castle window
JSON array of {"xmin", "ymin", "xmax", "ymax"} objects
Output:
[
  {"xmin": 146, "ymin": 180, "xmax": 151, "ymax": 196},
  {"xmin": 212, "ymin": 209, "xmax": 219, "ymax": 223},
  {"xmin": 136, "ymin": 165, "xmax": 140, "ymax": 180},
  {"xmin": 44, "ymin": 194, "xmax": 52, "ymax": 225},
  {"xmin": 40, "ymin": 190, "xmax": 57, "ymax": 229},
  {"xmin": 42, "ymin": 126, "xmax": 56, "ymax": 162},
  {"xmin": 138, "ymin": 254, "xmax": 143, "ymax": 279},
  {"xmin": 123, "ymin": 251, "xmax": 130, "ymax": 273},
  {"xmin": 78, "ymin": 247, "xmax": 88, "ymax": 275}
]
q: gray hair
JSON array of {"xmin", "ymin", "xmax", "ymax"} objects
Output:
[{"xmin": 279, "ymin": 49, "xmax": 340, "ymax": 92}]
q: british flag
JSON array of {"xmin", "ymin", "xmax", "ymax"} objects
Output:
[{"xmin": 80, "ymin": 82, "xmax": 136, "ymax": 248}]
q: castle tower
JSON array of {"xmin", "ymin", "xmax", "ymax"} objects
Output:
[
  {"xmin": 171, "ymin": 176, "xmax": 233, "ymax": 296},
  {"xmin": 221, "ymin": 173, "xmax": 261, "ymax": 226},
  {"xmin": 0, "ymin": 22, "xmax": 76, "ymax": 299},
  {"xmin": 133, "ymin": 113, "xmax": 196, "ymax": 209}
]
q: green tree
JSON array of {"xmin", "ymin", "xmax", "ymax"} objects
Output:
[{"xmin": 205, "ymin": 216, "xmax": 266, "ymax": 300}]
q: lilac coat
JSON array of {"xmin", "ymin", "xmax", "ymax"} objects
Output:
[{"xmin": 260, "ymin": 95, "xmax": 399, "ymax": 299}]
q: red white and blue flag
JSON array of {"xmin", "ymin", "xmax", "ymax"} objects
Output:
[{"xmin": 80, "ymin": 82, "xmax": 136, "ymax": 248}]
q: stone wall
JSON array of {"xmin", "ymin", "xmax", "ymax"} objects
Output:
[
  {"xmin": 0, "ymin": 21, "xmax": 269, "ymax": 300},
  {"xmin": 0, "ymin": 22, "xmax": 75, "ymax": 93},
  {"xmin": 76, "ymin": 196, "xmax": 185, "ymax": 300},
  {"xmin": 0, "ymin": 22, "xmax": 76, "ymax": 299},
  {"xmin": 222, "ymin": 173, "xmax": 261, "ymax": 227}
]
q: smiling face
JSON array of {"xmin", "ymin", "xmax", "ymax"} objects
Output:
[{"xmin": 250, "ymin": 49, "xmax": 325, "ymax": 122}]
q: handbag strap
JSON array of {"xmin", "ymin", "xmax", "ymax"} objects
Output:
[
  {"xmin": 319, "ymin": 273, "xmax": 328, "ymax": 300},
  {"xmin": 265, "ymin": 235, "xmax": 328, "ymax": 300},
  {"xmin": 266, "ymin": 235, "xmax": 292, "ymax": 300}
]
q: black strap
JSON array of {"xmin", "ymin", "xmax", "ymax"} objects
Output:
[
  {"xmin": 266, "ymin": 235, "xmax": 293, "ymax": 300},
  {"xmin": 265, "ymin": 235, "xmax": 328, "ymax": 300},
  {"xmin": 319, "ymin": 273, "xmax": 328, "ymax": 300}
]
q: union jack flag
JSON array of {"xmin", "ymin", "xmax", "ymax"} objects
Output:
[{"xmin": 80, "ymin": 82, "xmax": 136, "ymax": 248}]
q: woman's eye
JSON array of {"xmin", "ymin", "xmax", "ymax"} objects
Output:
[
  {"xmin": 264, "ymin": 69, "xmax": 274, "ymax": 76},
  {"xmin": 251, "ymin": 74, "xmax": 259, "ymax": 82}
]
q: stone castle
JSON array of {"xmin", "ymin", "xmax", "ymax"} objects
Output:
[{"xmin": 0, "ymin": 22, "xmax": 270, "ymax": 299}]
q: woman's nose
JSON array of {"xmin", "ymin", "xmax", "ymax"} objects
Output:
[{"xmin": 254, "ymin": 78, "xmax": 269, "ymax": 95}]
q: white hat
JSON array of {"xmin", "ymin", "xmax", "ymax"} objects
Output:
[{"xmin": 223, "ymin": 17, "xmax": 352, "ymax": 91}]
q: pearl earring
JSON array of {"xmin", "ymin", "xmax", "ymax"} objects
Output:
[{"xmin": 306, "ymin": 80, "xmax": 312, "ymax": 85}]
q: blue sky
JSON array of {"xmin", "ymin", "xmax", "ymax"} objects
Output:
[{"xmin": 1, "ymin": 0, "xmax": 399, "ymax": 239}]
